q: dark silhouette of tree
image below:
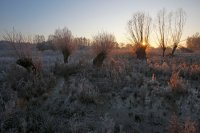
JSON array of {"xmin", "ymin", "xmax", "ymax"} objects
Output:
[
  {"xmin": 53, "ymin": 27, "xmax": 75, "ymax": 63},
  {"xmin": 92, "ymin": 32, "xmax": 116, "ymax": 67},
  {"xmin": 128, "ymin": 12, "xmax": 152, "ymax": 59}
]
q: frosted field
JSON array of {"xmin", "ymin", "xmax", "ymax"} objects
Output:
[{"xmin": 0, "ymin": 43, "xmax": 200, "ymax": 133}]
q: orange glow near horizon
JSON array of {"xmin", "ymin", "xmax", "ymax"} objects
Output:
[{"xmin": 142, "ymin": 41, "xmax": 146, "ymax": 46}]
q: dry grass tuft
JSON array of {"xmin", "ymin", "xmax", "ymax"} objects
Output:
[
  {"xmin": 169, "ymin": 114, "xmax": 197, "ymax": 133},
  {"xmin": 182, "ymin": 119, "xmax": 197, "ymax": 133},
  {"xmin": 169, "ymin": 113, "xmax": 180, "ymax": 133},
  {"xmin": 169, "ymin": 71, "xmax": 186, "ymax": 93},
  {"xmin": 78, "ymin": 78, "xmax": 99, "ymax": 104}
]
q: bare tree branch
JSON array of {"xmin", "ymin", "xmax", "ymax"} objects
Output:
[
  {"xmin": 127, "ymin": 12, "xmax": 152, "ymax": 59},
  {"xmin": 170, "ymin": 8, "xmax": 186, "ymax": 56},
  {"xmin": 155, "ymin": 8, "xmax": 171, "ymax": 57},
  {"xmin": 128, "ymin": 12, "xmax": 152, "ymax": 46},
  {"xmin": 2, "ymin": 27, "xmax": 32, "ymax": 58}
]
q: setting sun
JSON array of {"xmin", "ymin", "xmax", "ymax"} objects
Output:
[{"xmin": 142, "ymin": 41, "xmax": 146, "ymax": 46}]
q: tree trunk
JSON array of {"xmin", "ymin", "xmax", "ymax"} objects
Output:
[
  {"xmin": 171, "ymin": 44, "xmax": 178, "ymax": 56},
  {"xmin": 93, "ymin": 51, "xmax": 106, "ymax": 67},
  {"xmin": 62, "ymin": 48, "xmax": 70, "ymax": 63},
  {"xmin": 136, "ymin": 46, "xmax": 147, "ymax": 60},
  {"xmin": 162, "ymin": 48, "xmax": 166, "ymax": 57}
]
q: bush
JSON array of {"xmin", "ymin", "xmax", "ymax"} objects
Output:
[
  {"xmin": 179, "ymin": 46, "xmax": 193, "ymax": 53},
  {"xmin": 190, "ymin": 64, "xmax": 200, "ymax": 80},
  {"xmin": 2, "ymin": 29, "xmax": 36, "ymax": 73},
  {"xmin": 16, "ymin": 57, "xmax": 36, "ymax": 72},
  {"xmin": 169, "ymin": 114, "xmax": 197, "ymax": 133},
  {"xmin": 53, "ymin": 27, "xmax": 75, "ymax": 63},
  {"xmin": 169, "ymin": 71, "xmax": 186, "ymax": 93},
  {"xmin": 6, "ymin": 66, "xmax": 56, "ymax": 101},
  {"xmin": 169, "ymin": 113, "xmax": 180, "ymax": 133},
  {"xmin": 92, "ymin": 32, "xmax": 116, "ymax": 67},
  {"xmin": 78, "ymin": 78, "xmax": 99, "ymax": 104},
  {"xmin": 186, "ymin": 33, "xmax": 200, "ymax": 50},
  {"xmin": 182, "ymin": 119, "xmax": 197, "ymax": 133}
]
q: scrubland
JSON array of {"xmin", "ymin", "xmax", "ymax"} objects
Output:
[{"xmin": 0, "ymin": 41, "xmax": 200, "ymax": 133}]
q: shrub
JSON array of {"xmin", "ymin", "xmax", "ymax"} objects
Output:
[
  {"xmin": 2, "ymin": 28, "xmax": 36, "ymax": 73},
  {"xmin": 169, "ymin": 113, "xmax": 180, "ymax": 133},
  {"xmin": 16, "ymin": 55, "xmax": 43, "ymax": 73},
  {"xmin": 179, "ymin": 46, "xmax": 193, "ymax": 53},
  {"xmin": 53, "ymin": 27, "xmax": 75, "ymax": 63},
  {"xmin": 78, "ymin": 78, "xmax": 99, "ymax": 104},
  {"xmin": 182, "ymin": 119, "xmax": 197, "ymax": 133},
  {"xmin": 186, "ymin": 32, "xmax": 200, "ymax": 50},
  {"xmin": 169, "ymin": 71, "xmax": 186, "ymax": 93},
  {"xmin": 190, "ymin": 64, "xmax": 200, "ymax": 80},
  {"xmin": 169, "ymin": 114, "xmax": 197, "ymax": 133},
  {"xmin": 16, "ymin": 57, "xmax": 36, "ymax": 72},
  {"xmin": 6, "ymin": 66, "xmax": 56, "ymax": 101},
  {"xmin": 92, "ymin": 32, "xmax": 116, "ymax": 67},
  {"xmin": 33, "ymin": 56, "xmax": 43, "ymax": 73}
]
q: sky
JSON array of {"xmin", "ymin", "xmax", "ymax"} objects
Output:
[{"xmin": 0, "ymin": 0, "xmax": 200, "ymax": 46}]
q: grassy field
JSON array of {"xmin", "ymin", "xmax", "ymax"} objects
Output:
[{"xmin": 0, "ymin": 42, "xmax": 200, "ymax": 133}]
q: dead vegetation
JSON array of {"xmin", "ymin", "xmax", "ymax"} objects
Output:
[{"xmin": 169, "ymin": 71, "xmax": 186, "ymax": 93}]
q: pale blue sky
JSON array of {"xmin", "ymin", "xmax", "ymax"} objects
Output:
[{"xmin": 0, "ymin": 0, "xmax": 200, "ymax": 44}]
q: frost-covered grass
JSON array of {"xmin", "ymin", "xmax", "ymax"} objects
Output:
[{"xmin": 0, "ymin": 45, "xmax": 200, "ymax": 133}]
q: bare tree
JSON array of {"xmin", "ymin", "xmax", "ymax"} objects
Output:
[
  {"xmin": 2, "ymin": 28, "xmax": 35, "ymax": 72},
  {"xmin": 170, "ymin": 8, "xmax": 186, "ymax": 56},
  {"xmin": 155, "ymin": 8, "xmax": 171, "ymax": 57},
  {"xmin": 53, "ymin": 27, "xmax": 75, "ymax": 63},
  {"xmin": 127, "ymin": 12, "xmax": 152, "ymax": 59},
  {"xmin": 92, "ymin": 32, "xmax": 116, "ymax": 67},
  {"xmin": 2, "ymin": 28, "xmax": 32, "ymax": 58}
]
